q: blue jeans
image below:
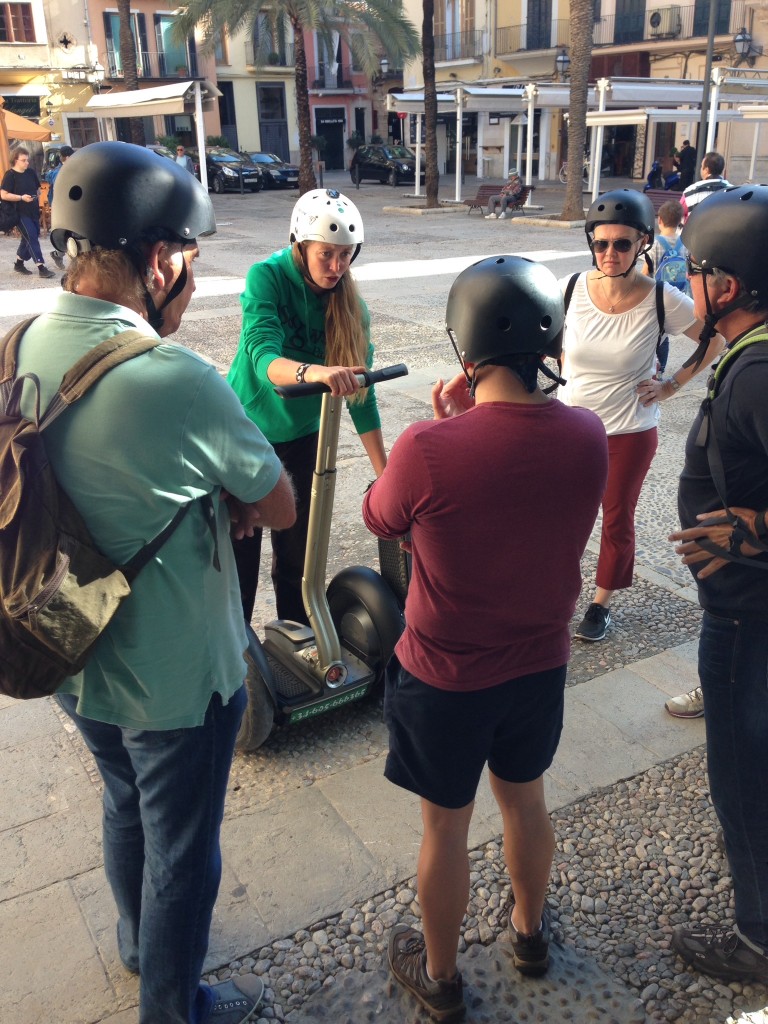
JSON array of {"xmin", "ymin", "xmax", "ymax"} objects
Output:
[
  {"xmin": 16, "ymin": 213, "xmax": 44, "ymax": 265},
  {"xmin": 57, "ymin": 686, "xmax": 247, "ymax": 1023},
  {"xmin": 699, "ymin": 611, "xmax": 768, "ymax": 950}
]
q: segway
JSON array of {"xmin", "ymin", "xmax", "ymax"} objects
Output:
[{"xmin": 236, "ymin": 364, "xmax": 409, "ymax": 752}]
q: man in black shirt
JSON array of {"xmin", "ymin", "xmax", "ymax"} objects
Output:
[
  {"xmin": 675, "ymin": 139, "xmax": 697, "ymax": 189},
  {"xmin": 0, "ymin": 146, "xmax": 55, "ymax": 278},
  {"xmin": 668, "ymin": 185, "xmax": 768, "ymax": 984}
]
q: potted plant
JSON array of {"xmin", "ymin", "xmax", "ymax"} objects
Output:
[
  {"xmin": 346, "ymin": 131, "xmax": 364, "ymax": 152},
  {"xmin": 267, "ymin": 51, "xmax": 281, "ymax": 66},
  {"xmin": 370, "ymin": 134, "xmax": 383, "ymax": 144},
  {"xmin": 176, "ymin": 65, "xmax": 188, "ymax": 77}
]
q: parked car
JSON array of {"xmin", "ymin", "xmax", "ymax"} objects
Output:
[
  {"xmin": 188, "ymin": 147, "xmax": 263, "ymax": 193},
  {"xmin": 146, "ymin": 142, "xmax": 175, "ymax": 161},
  {"xmin": 242, "ymin": 151, "xmax": 299, "ymax": 188},
  {"xmin": 349, "ymin": 144, "xmax": 425, "ymax": 186}
]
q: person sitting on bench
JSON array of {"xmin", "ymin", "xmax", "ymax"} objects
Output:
[{"xmin": 485, "ymin": 169, "xmax": 523, "ymax": 219}]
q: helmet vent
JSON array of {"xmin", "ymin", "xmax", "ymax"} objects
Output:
[
  {"xmin": 541, "ymin": 315, "xmax": 553, "ymax": 330},
  {"xmin": 68, "ymin": 185, "xmax": 83, "ymax": 201},
  {"xmin": 741, "ymin": 191, "xmax": 754, "ymax": 201},
  {"xmin": 496, "ymin": 316, "xmax": 513, "ymax": 332},
  {"xmin": 494, "ymin": 257, "xmax": 505, "ymax": 265},
  {"xmin": 330, "ymin": 223, "xmax": 338, "ymax": 232}
]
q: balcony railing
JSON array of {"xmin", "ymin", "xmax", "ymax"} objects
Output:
[
  {"xmin": 496, "ymin": 1, "xmax": 745, "ymax": 53},
  {"xmin": 310, "ymin": 64, "xmax": 355, "ymax": 89},
  {"xmin": 106, "ymin": 49, "xmax": 199, "ymax": 79},
  {"xmin": 434, "ymin": 30, "xmax": 483, "ymax": 62},
  {"xmin": 244, "ymin": 41, "xmax": 295, "ymax": 67}
]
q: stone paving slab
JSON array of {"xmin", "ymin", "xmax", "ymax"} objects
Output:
[{"xmin": 291, "ymin": 937, "xmax": 646, "ymax": 1023}]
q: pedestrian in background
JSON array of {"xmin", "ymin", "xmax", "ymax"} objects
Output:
[
  {"xmin": 0, "ymin": 146, "xmax": 55, "ymax": 278},
  {"xmin": 484, "ymin": 168, "xmax": 523, "ymax": 219},
  {"xmin": 364, "ymin": 255, "xmax": 608, "ymax": 1022},
  {"xmin": 47, "ymin": 144, "xmax": 75, "ymax": 269},
  {"xmin": 681, "ymin": 152, "xmax": 731, "ymax": 220},
  {"xmin": 175, "ymin": 144, "xmax": 195, "ymax": 173},
  {"xmin": 675, "ymin": 139, "xmax": 697, "ymax": 190}
]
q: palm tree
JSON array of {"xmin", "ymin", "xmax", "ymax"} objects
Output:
[
  {"xmin": 422, "ymin": 0, "xmax": 439, "ymax": 208},
  {"xmin": 117, "ymin": 0, "xmax": 145, "ymax": 145},
  {"xmin": 175, "ymin": 1, "xmax": 420, "ymax": 194},
  {"xmin": 560, "ymin": 0, "xmax": 594, "ymax": 221}
]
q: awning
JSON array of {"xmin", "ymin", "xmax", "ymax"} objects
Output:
[
  {"xmin": 0, "ymin": 85, "xmax": 51, "ymax": 98},
  {"xmin": 86, "ymin": 79, "xmax": 221, "ymax": 119}
]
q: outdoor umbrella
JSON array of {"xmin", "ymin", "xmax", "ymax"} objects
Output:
[{"xmin": 0, "ymin": 98, "xmax": 51, "ymax": 177}]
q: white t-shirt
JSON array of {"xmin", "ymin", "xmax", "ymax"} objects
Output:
[{"xmin": 559, "ymin": 273, "xmax": 696, "ymax": 436}]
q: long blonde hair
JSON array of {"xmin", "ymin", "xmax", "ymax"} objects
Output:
[{"xmin": 292, "ymin": 241, "xmax": 368, "ymax": 375}]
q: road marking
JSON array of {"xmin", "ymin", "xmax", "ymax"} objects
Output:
[{"xmin": 0, "ymin": 250, "xmax": 590, "ymax": 318}]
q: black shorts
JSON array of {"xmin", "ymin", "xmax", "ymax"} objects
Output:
[{"xmin": 383, "ymin": 655, "xmax": 566, "ymax": 809}]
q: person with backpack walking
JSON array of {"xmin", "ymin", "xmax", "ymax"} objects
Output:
[
  {"xmin": 12, "ymin": 141, "xmax": 296, "ymax": 1024},
  {"xmin": 0, "ymin": 146, "xmax": 56, "ymax": 278},
  {"xmin": 667, "ymin": 183, "xmax": 768, "ymax": 985},
  {"xmin": 642, "ymin": 200, "xmax": 690, "ymax": 376},
  {"xmin": 363, "ymin": 255, "xmax": 608, "ymax": 1022},
  {"xmin": 560, "ymin": 189, "xmax": 723, "ymax": 643}
]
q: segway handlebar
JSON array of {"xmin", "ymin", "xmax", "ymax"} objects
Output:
[{"xmin": 274, "ymin": 363, "xmax": 409, "ymax": 399}]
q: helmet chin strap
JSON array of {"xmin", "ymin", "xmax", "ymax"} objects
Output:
[
  {"xmin": 142, "ymin": 258, "xmax": 188, "ymax": 332},
  {"xmin": 682, "ymin": 273, "xmax": 759, "ymax": 371}
]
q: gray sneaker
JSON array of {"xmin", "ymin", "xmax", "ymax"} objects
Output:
[
  {"xmin": 507, "ymin": 902, "xmax": 551, "ymax": 976},
  {"xmin": 388, "ymin": 924, "xmax": 465, "ymax": 1021},
  {"xmin": 665, "ymin": 686, "xmax": 704, "ymax": 718},
  {"xmin": 208, "ymin": 976, "xmax": 264, "ymax": 1023}
]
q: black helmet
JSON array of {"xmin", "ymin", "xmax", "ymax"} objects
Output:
[
  {"xmin": 51, "ymin": 141, "xmax": 215, "ymax": 255},
  {"xmin": 682, "ymin": 184, "xmax": 768, "ymax": 305},
  {"xmin": 446, "ymin": 255, "xmax": 564, "ymax": 365},
  {"xmin": 585, "ymin": 188, "xmax": 655, "ymax": 242}
]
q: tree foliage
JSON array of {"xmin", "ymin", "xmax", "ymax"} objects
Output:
[{"xmin": 175, "ymin": 0, "xmax": 420, "ymax": 194}]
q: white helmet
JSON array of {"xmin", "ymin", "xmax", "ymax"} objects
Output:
[{"xmin": 289, "ymin": 189, "xmax": 364, "ymax": 254}]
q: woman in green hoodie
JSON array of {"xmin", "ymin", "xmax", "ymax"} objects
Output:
[{"xmin": 228, "ymin": 188, "xmax": 386, "ymax": 623}]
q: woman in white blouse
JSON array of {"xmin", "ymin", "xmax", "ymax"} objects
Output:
[{"xmin": 559, "ymin": 189, "xmax": 723, "ymax": 642}]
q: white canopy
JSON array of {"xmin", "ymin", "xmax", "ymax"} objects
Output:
[{"xmin": 87, "ymin": 80, "xmax": 221, "ymax": 190}]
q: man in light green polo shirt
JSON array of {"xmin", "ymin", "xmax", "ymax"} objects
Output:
[{"xmin": 22, "ymin": 141, "xmax": 296, "ymax": 1024}]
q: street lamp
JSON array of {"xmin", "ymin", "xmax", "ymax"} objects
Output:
[
  {"xmin": 734, "ymin": 27, "xmax": 762, "ymax": 67},
  {"xmin": 380, "ymin": 57, "xmax": 389, "ymax": 79},
  {"xmin": 555, "ymin": 49, "xmax": 571, "ymax": 80},
  {"xmin": 44, "ymin": 98, "xmax": 54, "ymax": 118}
]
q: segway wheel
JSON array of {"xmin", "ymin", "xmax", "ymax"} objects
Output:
[
  {"xmin": 236, "ymin": 624, "xmax": 275, "ymax": 752},
  {"xmin": 327, "ymin": 566, "xmax": 404, "ymax": 687}
]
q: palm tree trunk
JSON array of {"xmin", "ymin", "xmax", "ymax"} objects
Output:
[
  {"xmin": 117, "ymin": 0, "xmax": 144, "ymax": 146},
  {"xmin": 423, "ymin": 0, "xmax": 439, "ymax": 208},
  {"xmin": 560, "ymin": 0, "xmax": 593, "ymax": 220},
  {"xmin": 293, "ymin": 28, "xmax": 317, "ymax": 195}
]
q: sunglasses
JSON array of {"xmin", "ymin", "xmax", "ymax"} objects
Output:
[{"xmin": 591, "ymin": 238, "xmax": 637, "ymax": 254}]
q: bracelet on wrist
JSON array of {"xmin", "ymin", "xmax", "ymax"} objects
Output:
[
  {"xmin": 295, "ymin": 362, "xmax": 311, "ymax": 384},
  {"xmin": 665, "ymin": 376, "xmax": 682, "ymax": 392}
]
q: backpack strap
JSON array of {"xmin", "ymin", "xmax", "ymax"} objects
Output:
[
  {"xmin": 0, "ymin": 317, "xmax": 39, "ymax": 394},
  {"xmin": 42, "ymin": 330, "xmax": 161, "ymax": 429},
  {"xmin": 654, "ymin": 281, "xmax": 665, "ymax": 359},
  {"xmin": 563, "ymin": 273, "xmax": 580, "ymax": 314}
]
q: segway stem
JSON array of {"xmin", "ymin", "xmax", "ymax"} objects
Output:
[{"xmin": 302, "ymin": 393, "xmax": 346, "ymax": 687}]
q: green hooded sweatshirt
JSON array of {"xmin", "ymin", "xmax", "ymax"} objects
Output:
[{"xmin": 228, "ymin": 246, "xmax": 380, "ymax": 444}]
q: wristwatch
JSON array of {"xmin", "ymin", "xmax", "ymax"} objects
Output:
[{"xmin": 296, "ymin": 363, "xmax": 311, "ymax": 384}]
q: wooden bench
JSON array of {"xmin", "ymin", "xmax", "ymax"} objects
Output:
[
  {"xmin": 643, "ymin": 187, "xmax": 683, "ymax": 214},
  {"xmin": 463, "ymin": 183, "xmax": 534, "ymax": 215}
]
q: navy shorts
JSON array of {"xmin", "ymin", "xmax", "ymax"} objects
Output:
[{"xmin": 384, "ymin": 655, "xmax": 566, "ymax": 809}]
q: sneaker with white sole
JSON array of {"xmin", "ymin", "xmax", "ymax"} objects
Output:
[
  {"xmin": 665, "ymin": 685, "xmax": 704, "ymax": 718},
  {"xmin": 388, "ymin": 924, "xmax": 465, "ymax": 1022},
  {"xmin": 208, "ymin": 976, "xmax": 264, "ymax": 1023},
  {"xmin": 484, "ymin": 213, "xmax": 498, "ymax": 219},
  {"xmin": 574, "ymin": 603, "xmax": 611, "ymax": 641},
  {"xmin": 672, "ymin": 923, "xmax": 768, "ymax": 983}
]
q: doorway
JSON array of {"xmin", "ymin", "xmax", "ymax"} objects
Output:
[{"xmin": 314, "ymin": 107, "xmax": 346, "ymax": 169}]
